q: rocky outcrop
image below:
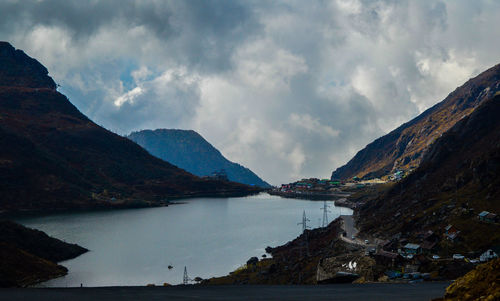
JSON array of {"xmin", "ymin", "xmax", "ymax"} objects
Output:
[{"xmin": 0, "ymin": 41, "xmax": 56, "ymax": 89}]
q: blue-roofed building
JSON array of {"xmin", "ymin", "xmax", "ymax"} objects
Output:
[{"xmin": 403, "ymin": 243, "xmax": 422, "ymax": 255}]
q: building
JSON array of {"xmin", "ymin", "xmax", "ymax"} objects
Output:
[
  {"xmin": 420, "ymin": 240, "xmax": 438, "ymax": 253},
  {"xmin": 403, "ymin": 243, "xmax": 422, "ymax": 255},
  {"xmin": 444, "ymin": 224, "xmax": 460, "ymax": 241},
  {"xmin": 375, "ymin": 250, "xmax": 402, "ymax": 267},
  {"xmin": 480, "ymin": 249, "xmax": 498, "ymax": 262},
  {"xmin": 478, "ymin": 211, "xmax": 498, "ymax": 223},
  {"xmin": 486, "ymin": 212, "xmax": 498, "ymax": 223}
]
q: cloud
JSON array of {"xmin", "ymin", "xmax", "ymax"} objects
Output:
[
  {"xmin": 1, "ymin": 0, "xmax": 500, "ymax": 184},
  {"xmin": 289, "ymin": 113, "xmax": 340, "ymax": 138},
  {"xmin": 115, "ymin": 87, "xmax": 144, "ymax": 107}
]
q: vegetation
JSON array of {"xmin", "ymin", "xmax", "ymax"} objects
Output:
[{"xmin": 438, "ymin": 258, "xmax": 500, "ymax": 301}]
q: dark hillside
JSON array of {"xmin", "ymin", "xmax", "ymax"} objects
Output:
[
  {"xmin": 358, "ymin": 94, "xmax": 500, "ymax": 252},
  {"xmin": 0, "ymin": 42, "xmax": 258, "ymax": 212},
  {"xmin": 0, "ymin": 221, "xmax": 87, "ymax": 287}
]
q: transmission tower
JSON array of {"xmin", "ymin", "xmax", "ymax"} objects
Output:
[
  {"xmin": 297, "ymin": 210, "xmax": 310, "ymax": 257},
  {"xmin": 297, "ymin": 210, "xmax": 310, "ymax": 233},
  {"xmin": 320, "ymin": 201, "xmax": 331, "ymax": 227},
  {"xmin": 183, "ymin": 266, "xmax": 189, "ymax": 285}
]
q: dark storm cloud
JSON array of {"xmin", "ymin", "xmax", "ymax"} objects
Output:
[{"xmin": 0, "ymin": 0, "xmax": 259, "ymax": 72}]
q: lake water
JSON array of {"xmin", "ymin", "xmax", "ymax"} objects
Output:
[{"xmin": 15, "ymin": 193, "xmax": 352, "ymax": 287}]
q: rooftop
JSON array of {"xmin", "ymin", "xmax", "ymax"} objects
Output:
[{"xmin": 403, "ymin": 243, "xmax": 421, "ymax": 249}]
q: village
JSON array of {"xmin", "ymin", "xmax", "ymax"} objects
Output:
[
  {"xmin": 330, "ymin": 209, "xmax": 500, "ymax": 283},
  {"xmin": 268, "ymin": 176, "xmax": 387, "ymax": 201},
  {"xmin": 264, "ymin": 170, "xmax": 500, "ymax": 284}
]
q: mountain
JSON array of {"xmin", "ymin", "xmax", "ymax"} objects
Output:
[
  {"xmin": 0, "ymin": 42, "xmax": 258, "ymax": 212},
  {"xmin": 357, "ymin": 93, "xmax": 500, "ymax": 252},
  {"xmin": 0, "ymin": 220, "xmax": 87, "ymax": 287},
  {"xmin": 127, "ymin": 129, "xmax": 271, "ymax": 188},
  {"xmin": 331, "ymin": 64, "xmax": 500, "ymax": 180}
]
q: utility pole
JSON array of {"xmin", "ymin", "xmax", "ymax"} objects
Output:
[
  {"xmin": 297, "ymin": 210, "xmax": 310, "ymax": 257},
  {"xmin": 321, "ymin": 201, "xmax": 331, "ymax": 227},
  {"xmin": 183, "ymin": 266, "xmax": 189, "ymax": 285}
]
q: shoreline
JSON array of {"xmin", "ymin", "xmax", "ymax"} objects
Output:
[{"xmin": 268, "ymin": 190, "xmax": 351, "ymax": 201}]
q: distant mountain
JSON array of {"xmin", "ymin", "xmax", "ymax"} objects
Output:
[
  {"xmin": 0, "ymin": 42, "xmax": 258, "ymax": 212},
  {"xmin": 128, "ymin": 129, "xmax": 271, "ymax": 188},
  {"xmin": 358, "ymin": 93, "xmax": 500, "ymax": 251},
  {"xmin": 331, "ymin": 64, "xmax": 500, "ymax": 180}
]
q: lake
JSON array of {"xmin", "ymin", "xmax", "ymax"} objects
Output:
[{"xmin": 15, "ymin": 193, "xmax": 352, "ymax": 287}]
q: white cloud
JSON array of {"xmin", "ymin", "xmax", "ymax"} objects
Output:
[
  {"xmin": 2, "ymin": 0, "xmax": 500, "ymax": 184},
  {"xmin": 289, "ymin": 113, "xmax": 340, "ymax": 138},
  {"xmin": 114, "ymin": 86, "xmax": 144, "ymax": 107}
]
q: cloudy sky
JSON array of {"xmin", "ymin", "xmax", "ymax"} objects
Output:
[{"xmin": 2, "ymin": 0, "xmax": 500, "ymax": 185}]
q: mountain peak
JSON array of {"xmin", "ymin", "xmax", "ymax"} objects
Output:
[
  {"xmin": 331, "ymin": 62, "xmax": 500, "ymax": 180},
  {"xmin": 0, "ymin": 41, "xmax": 56, "ymax": 89}
]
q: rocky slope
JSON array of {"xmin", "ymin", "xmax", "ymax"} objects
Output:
[
  {"xmin": 0, "ymin": 42, "xmax": 259, "ymax": 212},
  {"xmin": 331, "ymin": 64, "xmax": 500, "ymax": 180},
  {"xmin": 358, "ymin": 94, "xmax": 500, "ymax": 252},
  {"xmin": 128, "ymin": 129, "xmax": 270, "ymax": 188},
  {"xmin": 204, "ymin": 220, "xmax": 350, "ymax": 285},
  {"xmin": 0, "ymin": 220, "xmax": 87, "ymax": 287}
]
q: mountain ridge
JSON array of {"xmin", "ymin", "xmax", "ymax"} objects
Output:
[
  {"xmin": 331, "ymin": 63, "xmax": 500, "ymax": 180},
  {"xmin": 128, "ymin": 129, "xmax": 271, "ymax": 188},
  {"xmin": 0, "ymin": 41, "xmax": 258, "ymax": 212},
  {"xmin": 357, "ymin": 93, "xmax": 500, "ymax": 251}
]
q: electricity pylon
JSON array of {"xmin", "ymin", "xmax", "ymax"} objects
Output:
[
  {"xmin": 297, "ymin": 210, "xmax": 310, "ymax": 257},
  {"xmin": 297, "ymin": 210, "xmax": 310, "ymax": 233},
  {"xmin": 321, "ymin": 201, "xmax": 331, "ymax": 227},
  {"xmin": 183, "ymin": 266, "xmax": 189, "ymax": 285}
]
